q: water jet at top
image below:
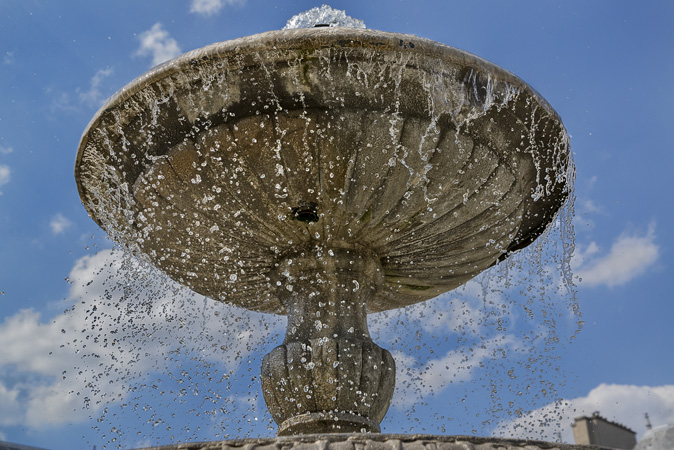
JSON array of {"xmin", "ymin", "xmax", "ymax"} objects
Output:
[{"xmin": 75, "ymin": 4, "xmax": 573, "ymax": 440}]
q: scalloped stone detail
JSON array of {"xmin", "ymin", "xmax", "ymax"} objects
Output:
[{"xmin": 261, "ymin": 338, "xmax": 395, "ymax": 434}]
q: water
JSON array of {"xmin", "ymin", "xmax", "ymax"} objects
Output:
[
  {"xmin": 283, "ymin": 5, "xmax": 366, "ymax": 30},
  {"xmin": 69, "ymin": 6, "xmax": 579, "ymax": 448},
  {"xmin": 60, "ymin": 248, "xmax": 284, "ymax": 447},
  {"xmin": 370, "ymin": 204, "xmax": 579, "ymax": 437},
  {"xmin": 61, "ymin": 214, "xmax": 578, "ymax": 447}
]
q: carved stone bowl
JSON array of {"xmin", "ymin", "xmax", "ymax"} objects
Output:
[{"xmin": 76, "ymin": 27, "xmax": 572, "ymax": 316}]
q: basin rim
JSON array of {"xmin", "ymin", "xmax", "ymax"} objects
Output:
[{"xmin": 75, "ymin": 26, "xmax": 563, "ymax": 214}]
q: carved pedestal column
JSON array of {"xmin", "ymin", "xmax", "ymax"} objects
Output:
[{"xmin": 261, "ymin": 244, "xmax": 395, "ymax": 435}]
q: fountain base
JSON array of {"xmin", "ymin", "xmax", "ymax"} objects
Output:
[
  {"xmin": 132, "ymin": 434, "xmax": 612, "ymax": 450},
  {"xmin": 279, "ymin": 411, "xmax": 380, "ymax": 435}
]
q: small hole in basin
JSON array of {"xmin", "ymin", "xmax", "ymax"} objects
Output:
[{"xmin": 292, "ymin": 202, "xmax": 319, "ymax": 223}]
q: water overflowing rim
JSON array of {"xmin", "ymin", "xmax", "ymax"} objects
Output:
[{"xmin": 75, "ymin": 26, "xmax": 565, "ymax": 217}]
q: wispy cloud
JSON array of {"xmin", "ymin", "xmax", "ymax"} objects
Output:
[
  {"xmin": 392, "ymin": 335, "xmax": 515, "ymax": 408},
  {"xmin": 0, "ymin": 164, "xmax": 10, "ymax": 195},
  {"xmin": 49, "ymin": 213, "xmax": 73, "ymax": 235},
  {"xmin": 573, "ymin": 199, "xmax": 601, "ymax": 233},
  {"xmin": 579, "ymin": 198, "xmax": 603, "ymax": 215},
  {"xmin": 371, "ymin": 278, "xmax": 546, "ymax": 410},
  {"xmin": 190, "ymin": 0, "xmax": 245, "ymax": 16},
  {"xmin": 573, "ymin": 176, "xmax": 604, "ymax": 234},
  {"xmin": 574, "ymin": 223, "xmax": 659, "ymax": 288},
  {"xmin": 0, "ymin": 249, "xmax": 283, "ymax": 429},
  {"xmin": 47, "ymin": 68, "xmax": 113, "ymax": 114},
  {"xmin": 3, "ymin": 51, "xmax": 15, "ymax": 65},
  {"xmin": 78, "ymin": 67, "xmax": 113, "ymax": 108},
  {"xmin": 0, "ymin": 145, "xmax": 12, "ymax": 155},
  {"xmin": 47, "ymin": 89, "xmax": 77, "ymax": 113},
  {"xmin": 587, "ymin": 175, "xmax": 598, "ymax": 189},
  {"xmin": 136, "ymin": 23, "xmax": 182, "ymax": 67},
  {"xmin": 0, "ymin": 384, "xmax": 20, "ymax": 426},
  {"xmin": 495, "ymin": 384, "xmax": 674, "ymax": 443}
]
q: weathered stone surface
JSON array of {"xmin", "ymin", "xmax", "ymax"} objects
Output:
[
  {"xmin": 75, "ymin": 27, "xmax": 572, "ymax": 316},
  {"xmin": 261, "ymin": 247, "xmax": 395, "ymax": 434},
  {"xmin": 131, "ymin": 434, "xmax": 612, "ymax": 450}
]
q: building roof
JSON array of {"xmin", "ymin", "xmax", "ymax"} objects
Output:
[{"xmin": 572, "ymin": 412, "xmax": 636, "ymax": 434}]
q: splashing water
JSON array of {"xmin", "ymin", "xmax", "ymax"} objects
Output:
[
  {"xmin": 69, "ymin": 11, "xmax": 580, "ymax": 448},
  {"xmin": 284, "ymin": 5, "xmax": 366, "ymax": 29},
  {"xmin": 369, "ymin": 200, "xmax": 580, "ymax": 438},
  {"xmin": 61, "ymin": 205, "xmax": 578, "ymax": 448},
  {"xmin": 60, "ymin": 246, "xmax": 284, "ymax": 447}
]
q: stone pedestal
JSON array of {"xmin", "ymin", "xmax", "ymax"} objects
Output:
[{"xmin": 261, "ymin": 245, "xmax": 395, "ymax": 435}]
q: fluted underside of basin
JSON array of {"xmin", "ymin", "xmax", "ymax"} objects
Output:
[{"xmin": 76, "ymin": 27, "xmax": 572, "ymax": 314}]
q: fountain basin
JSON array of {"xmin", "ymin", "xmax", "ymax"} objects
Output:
[{"xmin": 76, "ymin": 27, "xmax": 572, "ymax": 315}]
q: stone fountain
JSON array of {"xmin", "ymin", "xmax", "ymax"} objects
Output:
[{"xmin": 75, "ymin": 6, "xmax": 595, "ymax": 450}]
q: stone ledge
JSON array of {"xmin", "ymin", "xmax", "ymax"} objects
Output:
[{"xmin": 133, "ymin": 433, "xmax": 612, "ymax": 450}]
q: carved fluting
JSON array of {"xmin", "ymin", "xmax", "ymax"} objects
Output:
[
  {"xmin": 261, "ymin": 338, "xmax": 395, "ymax": 435},
  {"xmin": 77, "ymin": 28, "xmax": 572, "ymax": 317}
]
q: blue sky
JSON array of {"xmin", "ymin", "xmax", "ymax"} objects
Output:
[{"xmin": 1, "ymin": 1, "xmax": 673, "ymax": 449}]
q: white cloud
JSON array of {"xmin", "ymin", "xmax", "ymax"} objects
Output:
[
  {"xmin": 587, "ymin": 175, "xmax": 598, "ymax": 189},
  {"xmin": 4, "ymin": 51, "xmax": 15, "ymax": 65},
  {"xmin": 0, "ymin": 145, "xmax": 12, "ymax": 155},
  {"xmin": 0, "ymin": 164, "xmax": 9, "ymax": 183},
  {"xmin": 371, "ymin": 278, "xmax": 510, "ymax": 340},
  {"xmin": 78, "ymin": 67, "xmax": 113, "ymax": 108},
  {"xmin": 571, "ymin": 241, "xmax": 600, "ymax": 270},
  {"xmin": 0, "ymin": 384, "xmax": 21, "ymax": 426},
  {"xmin": 573, "ymin": 177, "xmax": 602, "ymax": 233},
  {"xmin": 495, "ymin": 384, "xmax": 674, "ymax": 443},
  {"xmin": 49, "ymin": 213, "xmax": 73, "ymax": 235},
  {"xmin": 48, "ymin": 90, "xmax": 77, "ymax": 113},
  {"xmin": 375, "ymin": 281, "xmax": 520, "ymax": 409},
  {"xmin": 573, "ymin": 198, "xmax": 603, "ymax": 232},
  {"xmin": 371, "ymin": 270, "xmax": 575, "ymax": 414},
  {"xmin": 190, "ymin": 0, "xmax": 244, "ymax": 16},
  {"xmin": 575, "ymin": 223, "xmax": 659, "ymax": 288},
  {"xmin": 0, "ymin": 307, "xmax": 101, "ymax": 427},
  {"xmin": 0, "ymin": 163, "xmax": 10, "ymax": 194},
  {"xmin": 0, "ymin": 249, "xmax": 283, "ymax": 429},
  {"xmin": 136, "ymin": 23, "xmax": 182, "ymax": 67},
  {"xmin": 581, "ymin": 199, "xmax": 603, "ymax": 214},
  {"xmin": 417, "ymin": 298, "xmax": 484, "ymax": 335},
  {"xmin": 392, "ymin": 335, "xmax": 515, "ymax": 408}
]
